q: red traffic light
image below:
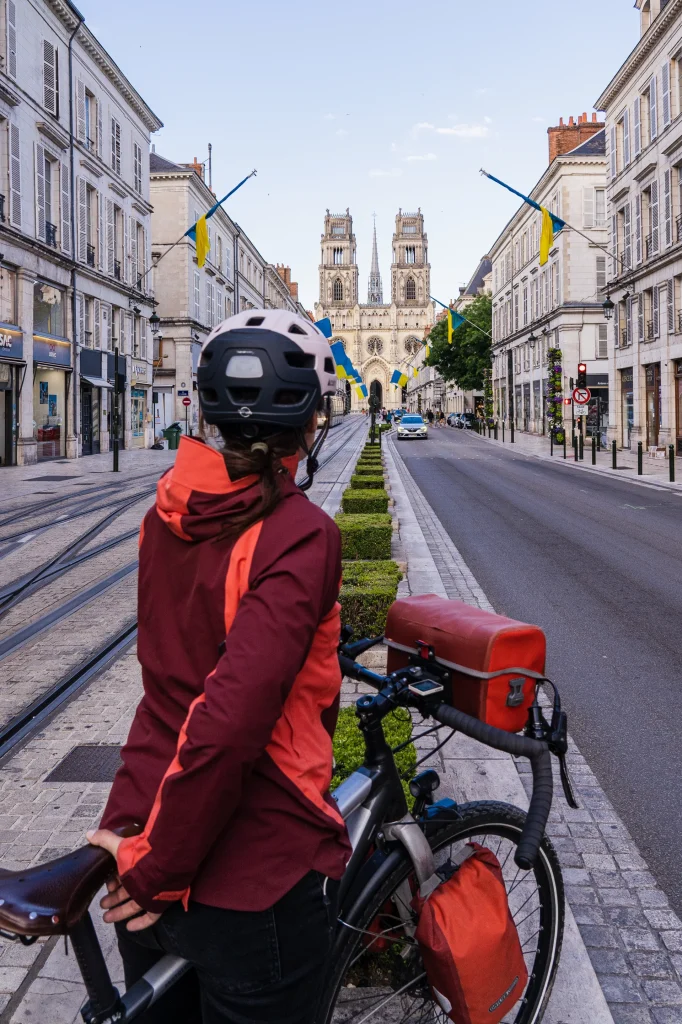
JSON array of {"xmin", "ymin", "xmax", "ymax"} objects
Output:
[
  {"xmin": 578, "ymin": 363, "xmax": 587, "ymax": 374},
  {"xmin": 563, "ymin": 398, "xmax": 572, "ymax": 405}
]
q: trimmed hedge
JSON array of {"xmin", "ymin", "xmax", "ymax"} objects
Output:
[
  {"xmin": 341, "ymin": 559, "xmax": 402, "ymax": 586},
  {"xmin": 336, "ymin": 513, "xmax": 392, "ymax": 560},
  {"xmin": 357, "ymin": 456, "xmax": 383, "ymax": 468},
  {"xmin": 339, "ymin": 577, "xmax": 398, "ymax": 639},
  {"xmin": 332, "ymin": 706, "xmax": 415, "ymax": 803},
  {"xmin": 362, "ymin": 445, "xmax": 382, "ymax": 455},
  {"xmin": 350, "ymin": 474, "xmax": 384, "ymax": 489},
  {"xmin": 354, "ymin": 464, "xmax": 384, "ymax": 476},
  {"xmin": 342, "ymin": 488, "xmax": 389, "ymax": 514},
  {"xmin": 379, "ymin": 422, "xmax": 392, "ymax": 432}
]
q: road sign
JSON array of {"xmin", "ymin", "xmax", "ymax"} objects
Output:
[
  {"xmin": 177, "ymin": 389, "xmax": 189, "ymax": 396},
  {"xmin": 572, "ymin": 387, "xmax": 591, "ymax": 405},
  {"xmin": 181, "ymin": 396, "xmax": 192, "ymax": 407}
]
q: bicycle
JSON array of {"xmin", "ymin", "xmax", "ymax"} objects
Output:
[{"xmin": 0, "ymin": 632, "xmax": 572, "ymax": 1024}]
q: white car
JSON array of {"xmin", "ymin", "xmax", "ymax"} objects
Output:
[{"xmin": 397, "ymin": 415, "xmax": 428, "ymax": 440}]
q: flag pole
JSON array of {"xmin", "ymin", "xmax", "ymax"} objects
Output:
[{"xmin": 429, "ymin": 296, "xmax": 493, "ymax": 339}]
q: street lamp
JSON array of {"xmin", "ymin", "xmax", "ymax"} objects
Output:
[
  {"xmin": 528, "ymin": 331, "xmax": 538, "ymax": 348},
  {"xmin": 149, "ymin": 311, "xmax": 160, "ymax": 335},
  {"xmin": 602, "ymin": 294, "xmax": 615, "ymax": 321}
]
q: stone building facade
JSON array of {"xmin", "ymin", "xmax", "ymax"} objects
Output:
[
  {"xmin": 314, "ymin": 208, "xmax": 435, "ymax": 410},
  {"xmin": 0, "ymin": 0, "xmax": 162, "ymax": 464},
  {"xmin": 595, "ymin": 0, "xmax": 682, "ymax": 453}
]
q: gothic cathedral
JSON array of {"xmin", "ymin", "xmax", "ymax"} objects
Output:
[{"xmin": 314, "ymin": 209, "xmax": 435, "ymax": 410}]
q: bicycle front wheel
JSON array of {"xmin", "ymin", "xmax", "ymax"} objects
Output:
[{"xmin": 321, "ymin": 801, "xmax": 564, "ymax": 1024}]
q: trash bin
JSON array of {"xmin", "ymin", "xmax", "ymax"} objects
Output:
[{"xmin": 163, "ymin": 424, "xmax": 182, "ymax": 451}]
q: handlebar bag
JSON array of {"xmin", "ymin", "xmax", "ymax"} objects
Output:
[
  {"xmin": 412, "ymin": 843, "xmax": 528, "ymax": 1024},
  {"xmin": 385, "ymin": 595, "xmax": 545, "ymax": 732}
]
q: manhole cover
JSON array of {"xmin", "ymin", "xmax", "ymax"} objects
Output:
[
  {"xmin": 29, "ymin": 475, "xmax": 79, "ymax": 482},
  {"xmin": 46, "ymin": 744, "xmax": 122, "ymax": 783}
]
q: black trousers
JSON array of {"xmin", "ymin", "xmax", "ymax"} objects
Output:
[{"xmin": 116, "ymin": 871, "xmax": 337, "ymax": 1024}]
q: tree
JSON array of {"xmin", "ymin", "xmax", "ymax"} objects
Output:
[{"xmin": 426, "ymin": 294, "xmax": 492, "ymax": 392}]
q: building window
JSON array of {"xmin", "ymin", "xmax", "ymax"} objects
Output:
[
  {"xmin": 406, "ymin": 277, "xmax": 416, "ymax": 300},
  {"xmin": 333, "ymin": 278, "xmax": 343, "ymax": 302},
  {"xmin": 194, "ymin": 271, "xmax": 201, "ymax": 320},
  {"xmin": 331, "ymin": 223, "xmax": 344, "ymax": 235},
  {"xmin": 596, "ymin": 324, "xmax": 608, "ymax": 358},
  {"xmin": 405, "ymin": 246, "xmax": 416, "ymax": 264},
  {"xmin": 111, "ymin": 118, "xmax": 121, "ymax": 175},
  {"xmin": 595, "ymin": 189, "xmax": 606, "ymax": 227},
  {"xmin": 403, "ymin": 225, "xmax": 417, "ymax": 234},
  {"xmin": 42, "ymin": 40, "xmax": 59, "ymax": 117},
  {"xmin": 133, "ymin": 142, "xmax": 142, "ymax": 195},
  {"xmin": 33, "ymin": 281, "xmax": 65, "ymax": 336},
  {"xmin": 367, "ymin": 337, "xmax": 383, "ymax": 356},
  {"xmin": 596, "ymin": 255, "xmax": 607, "ymax": 291},
  {"xmin": 84, "ymin": 90, "xmax": 97, "ymax": 152},
  {"xmin": 0, "ymin": 266, "xmax": 17, "ymax": 324},
  {"xmin": 333, "ymin": 247, "xmax": 343, "ymax": 265}
]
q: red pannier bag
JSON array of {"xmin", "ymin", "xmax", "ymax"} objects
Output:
[
  {"xmin": 385, "ymin": 595, "xmax": 546, "ymax": 733},
  {"xmin": 413, "ymin": 844, "xmax": 528, "ymax": 1024}
]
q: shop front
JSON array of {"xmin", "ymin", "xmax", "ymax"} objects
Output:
[
  {"xmin": 620, "ymin": 368, "xmax": 633, "ymax": 450},
  {"xmin": 522, "ymin": 383, "xmax": 531, "ymax": 431},
  {"xmin": 675, "ymin": 361, "xmax": 682, "ymax": 455},
  {"xmin": 152, "ymin": 385, "xmax": 174, "ymax": 438},
  {"xmin": 79, "ymin": 349, "xmax": 113, "ymax": 456},
  {"xmin": 107, "ymin": 352, "xmax": 127, "ymax": 451},
  {"xmin": 645, "ymin": 363, "xmax": 661, "ymax": 448},
  {"xmin": 585, "ymin": 371, "xmax": 609, "ymax": 446},
  {"xmin": 33, "ymin": 336, "xmax": 71, "ymax": 461},
  {"xmin": 0, "ymin": 327, "xmax": 24, "ymax": 466},
  {"xmin": 514, "ymin": 384, "xmax": 522, "ymax": 426},
  {"xmin": 533, "ymin": 380, "xmax": 541, "ymax": 432},
  {"xmin": 131, "ymin": 361, "xmax": 151, "ymax": 448}
]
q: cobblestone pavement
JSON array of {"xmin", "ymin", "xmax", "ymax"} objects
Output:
[{"xmin": 386, "ymin": 431, "xmax": 682, "ymax": 1024}]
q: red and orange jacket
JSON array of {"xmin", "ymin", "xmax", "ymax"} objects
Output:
[{"xmin": 101, "ymin": 437, "xmax": 350, "ymax": 914}]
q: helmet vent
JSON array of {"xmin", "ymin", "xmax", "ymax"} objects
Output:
[
  {"xmin": 324, "ymin": 357, "xmax": 334, "ymax": 373},
  {"xmin": 288, "ymin": 323, "xmax": 308, "ymax": 335},
  {"xmin": 245, "ymin": 316, "xmax": 265, "ymax": 326},
  {"xmin": 284, "ymin": 351, "xmax": 315, "ymax": 369},
  {"xmin": 199, "ymin": 387, "xmax": 219, "ymax": 405},
  {"xmin": 274, "ymin": 388, "xmax": 306, "ymax": 406},
  {"xmin": 227, "ymin": 387, "xmax": 260, "ymax": 404},
  {"xmin": 199, "ymin": 350, "xmax": 214, "ymax": 366}
]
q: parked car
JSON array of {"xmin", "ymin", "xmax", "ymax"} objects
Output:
[
  {"xmin": 455, "ymin": 412, "xmax": 477, "ymax": 429},
  {"xmin": 446, "ymin": 413, "xmax": 460, "ymax": 427},
  {"xmin": 396, "ymin": 414, "xmax": 428, "ymax": 440}
]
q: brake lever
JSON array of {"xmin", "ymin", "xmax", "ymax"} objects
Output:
[{"xmin": 549, "ymin": 708, "xmax": 579, "ymax": 809}]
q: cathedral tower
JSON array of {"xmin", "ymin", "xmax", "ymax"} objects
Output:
[
  {"xmin": 391, "ymin": 208, "xmax": 430, "ymax": 306},
  {"xmin": 367, "ymin": 216, "xmax": 383, "ymax": 305},
  {"xmin": 319, "ymin": 209, "xmax": 358, "ymax": 308}
]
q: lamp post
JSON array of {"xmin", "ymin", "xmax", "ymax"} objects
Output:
[
  {"xmin": 602, "ymin": 295, "xmax": 615, "ymax": 321},
  {"xmin": 111, "ymin": 336, "xmax": 119, "ymax": 473}
]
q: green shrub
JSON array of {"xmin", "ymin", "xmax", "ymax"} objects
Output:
[
  {"xmin": 341, "ymin": 560, "xmax": 402, "ymax": 586},
  {"xmin": 342, "ymin": 488, "xmax": 389, "ymax": 514},
  {"xmin": 357, "ymin": 456, "xmax": 383, "ymax": 468},
  {"xmin": 354, "ymin": 464, "xmax": 384, "ymax": 476},
  {"xmin": 332, "ymin": 706, "xmax": 415, "ymax": 803},
  {"xmin": 340, "ymin": 578, "xmax": 398, "ymax": 638},
  {"xmin": 335, "ymin": 513, "xmax": 392, "ymax": 560},
  {"xmin": 350, "ymin": 474, "xmax": 384, "ymax": 489},
  {"xmin": 379, "ymin": 422, "xmax": 392, "ymax": 432},
  {"xmin": 363, "ymin": 444, "xmax": 382, "ymax": 455}
]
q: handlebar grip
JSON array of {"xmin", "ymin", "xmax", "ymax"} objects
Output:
[
  {"xmin": 514, "ymin": 747, "xmax": 553, "ymax": 871},
  {"xmin": 433, "ymin": 703, "xmax": 552, "ymax": 870}
]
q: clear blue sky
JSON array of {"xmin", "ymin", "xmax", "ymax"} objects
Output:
[{"xmin": 78, "ymin": 0, "xmax": 638, "ymax": 311}]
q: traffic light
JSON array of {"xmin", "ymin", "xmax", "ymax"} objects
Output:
[
  {"xmin": 563, "ymin": 398, "xmax": 572, "ymax": 406},
  {"xmin": 577, "ymin": 363, "xmax": 587, "ymax": 388}
]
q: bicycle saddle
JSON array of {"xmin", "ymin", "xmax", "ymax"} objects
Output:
[{"xmin": 0, "ymin": 825, "xmax": 140, "ymax": 937}]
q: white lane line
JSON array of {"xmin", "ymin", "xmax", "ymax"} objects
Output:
[{"xmin": 17, "ymin": 534, "xmax": 35, "ymax": 544}]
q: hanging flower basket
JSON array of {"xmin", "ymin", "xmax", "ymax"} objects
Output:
[{"xmin": 547, "ymin": 347, "xmax": 564, "ymax": 442}]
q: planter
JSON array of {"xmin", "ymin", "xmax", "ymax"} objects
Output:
[{"xmin": 335, "ymin": 513, "xmax": 393, "ymax": 560}]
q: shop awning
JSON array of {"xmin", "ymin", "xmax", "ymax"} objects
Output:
[{"xmin": 81, "ymin": 375, "xmax": 113, "ymax": 390}]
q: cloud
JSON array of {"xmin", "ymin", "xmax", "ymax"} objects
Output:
[
  {"xmin": 532, "ymin": 116, "xmax": 547, "ymax": 123},
  {"xmin": 323, "ymin": 113, "xmax": 335, "ymax": 120},
  {"xmin": 404, "ymin": 153, "xmax": 437, "ymax": 162},
  {"xmin": 475, "ymin": 87, "xmax": 492, "ymax": 96},
  {"xmin": 336, "ymin": 128, "xmax": 349, "ymax": 137},
  {"xmin": 390, "ymin": 142, "xmax": 397, "ymax": 152},
  {"xmin": 413, "ymin": 122, "xmax": 435, "ymax": 131},
  {"xmin": 369, "ymin": 168, "xmax": 403, "ymax": 178},
  {"xmin": 414, "ymin": 120, "xmax": 490, "ymax": 139},
  {"xmin": 484, "ymin": 116, "xmax": 493, "ymax": 124}
]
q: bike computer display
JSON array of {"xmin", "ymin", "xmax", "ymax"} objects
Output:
[{"xmin": 407, "ymin": 678, "xmax": 445, "ymax": 697}]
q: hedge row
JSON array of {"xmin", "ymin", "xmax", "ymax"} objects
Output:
[
  {"xmin": 336, "ymin": 513, "xmax": 392, "ymax": 560},
  {"xmin": 350, "ymin": 474, "xmax": 384, "ymax": 489},
  {"xmin": 341, "ymin": 488, "xmax": 389, "ymax": 514},
  {"xmin": 332, "ymin": 705, "xmax": 415, "ymax": 802}
]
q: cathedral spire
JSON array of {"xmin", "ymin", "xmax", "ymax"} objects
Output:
[{"xmin": 367, "ymin": 214, "xmax": 383, "ymax": 305}]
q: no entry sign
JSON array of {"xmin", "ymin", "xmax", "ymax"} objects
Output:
[
  {"xmin": 572, "ymin": 387, "xmax": 591, "ymax": 405},
  {"xmin": 181, "ymin": 396, "xmax": 192, "ymax": 407}
]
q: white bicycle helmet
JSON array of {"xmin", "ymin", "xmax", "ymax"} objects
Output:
[{"xmin": 198, "ymin": 309, "xmax": 338, "ymax": 430}]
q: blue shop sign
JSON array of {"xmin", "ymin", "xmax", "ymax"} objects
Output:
[
  {"xmin": 33, "ymin": 333, "xmax": 72, "ymax": 368},
  {"xmin": 0, "ymin": 324, "xmax": 24, "ymax": 362}
]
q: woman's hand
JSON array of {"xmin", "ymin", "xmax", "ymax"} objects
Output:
[{"xmin": 87, "ymin": 829, "xmax": 162, "ymax": 932}]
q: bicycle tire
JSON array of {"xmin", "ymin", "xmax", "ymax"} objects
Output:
[{"xmin": 319, "ymin": 801, "xmax": 564, "ymax": 1024}]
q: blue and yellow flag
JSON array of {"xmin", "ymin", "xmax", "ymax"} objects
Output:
[
  {"xmin": 480, "ymin": 169, "xmax": 565, "ymax": 267},
  {"xmin": 448, "ymin": 309, "xmax": 465, "ymax": 345},
  {"xmin": 185, "ymin": 170, "xmax": 257, "ymax": 269},
  {"xmin": 425, "ymin": 344, "xmax": 431, "ymax": 359},
  {"xmin": 391, "ymin": 369, "xmax": 408, "ymax": 388},
  {"xmin": 330, "ymin": 341, "xmax": 353, "ymax": 379},
  {"xmin": 360, "ymin": 383, "xmax": 368, "ymax": 398},
  {"xmin": 315, "ymin": 317, "xmax": 333, "ymax": 338},
  {"xmin": 413, "ymin": 366, "xmax": 418, "ymax": 378}
]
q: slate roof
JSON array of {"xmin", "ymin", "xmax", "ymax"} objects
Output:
[
  {"xmin": 150, "ymin": 153, "xmax": 184, "ymax": 173},
  {"xmin": 462, "ymin": 256, "xmax": 492, "ymax": 298},
  {"xmin": 566, "ymin": 128, "xmax": 606, "ymax": 158}
]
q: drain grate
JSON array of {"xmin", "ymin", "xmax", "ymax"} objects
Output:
[{"xmin": 46, "ymin": 744, "xmax": 123, "ymax": 783}]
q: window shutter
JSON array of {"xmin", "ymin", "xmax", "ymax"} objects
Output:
[
  {"xmin": 583, "ymin": 187, "xmax": 595, "ymax": 228},
  {"xmin": 662, "ymin": 61, "xmax": 671, "ymax": 128},
  {"xmin": 123, "ymin": 214, "xmax": 129, "ymax": 283},
  {"xmin": 101, "ymin": 302, "xmax": 111, "ymax": 351},
  {"xmin": 9, "ymin": 122, "xmax": 21, "ymax": 228},
  {"xmin": 97, "ymin": 191, "xmax": 104, "ymax": 271},
  {"xmin": 76, "ymin": 80, "xmax": 86, "ymax": 142},
  {"xmin": 635, "ymin": 193, "xmax": 642, "ymax": 264},
  {"xmin": 651, "ymin": 179, "xmax": 659, "ymax": 254},
  {"xmin": 664, "ymin": 168, "xmax": 672, "ymax": 247},
  {"xmin": 194, "ymin": 271, "xmax": 200, "ymax": 319},
  {"xmin": 6, "ymin": 1, "xmax": 17, "ymax": 79},
  {"xmin": 650, "ymin": 76, "xmax": 657, "ymax": 141},
  {"xmin": 77, "ymin": 292, "xmax": 84, "ymax": 346},
  {"xmin": 624, "ymin": 202, "xmax": 631, "ymax": 269},
  {"xmin": 111, "ymin": 119, "xmax": 121, "ymax": 175},
  {"xmin": 627, "ymin": 297, "xmax": 633, "ymax": 346},
  {"xmin": 93, "ymin": 298, "xmax": 101, "ymax": 350},
  {"xmin": 596, "ymin": 255, "xmax": 607, "ymax": 291},
  {"xmin": 637, "ymin": 295, "xmax": 644, "ymax": 343},
  {"xmin": 610, "ymin": 125, "xmax": 617, "ymax": 179},
  {"xmin": 140, "ymin": 225, "xmax": 147, "ymax": 289},
  {"xmin": 42, "ymin": 40, "xmax": 58, "ymax": 115},
  {"xmin": 653, "ymin": 286, "xmax": 660, "ymax": 337},
  {"xmin": 97, "ymin": 99, "xmax": 103, "ymax": 159},
  {"xmin": 60, "ymin": 159, "xmax": 70, "ymax": 254},
  {"xmin": 131, "ymin": 220, "xmax": 138, "ymax": 288},
  {"xmin": 668, "ymin": 278, "xmax": 675, "ymax": 333},
  {"xmin": 106, "ymin": 198, "xmax": 114, "ymax": 276},
  {"xmin": 597, "ymin": 324, "xmax": 608, "ymax": 358},
  {"xmin": 77, "ymin": 177, "xmax": 87, "ymax": 261},
  {"xmin": 623, "ymin": 109, "xmax": 630, "ymax": 166},
  {"xmin": 555, "ymin": 262, "xmax": 561, "ymax": 306},
  {"xmin": 34, "ymin": 143, "xmax": 46, "ymax": 241},
  {"xmin": 634, "ymin": 96, "xmax": 641, "ymax": 156},
  {"xmin": 611, "ymin": 213, "xmax": 618, "ymax": 277}
]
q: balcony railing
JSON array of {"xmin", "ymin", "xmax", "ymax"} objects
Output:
[
  {"xmin": 114, "ymin": 259, "xmax": 121, "ymax": 281},
  {"xmin": 646, "ymin": 320, "xmax": 654, "ymax": 340},
  {"xmin": 0, "ymin": 194, "xmax": 5, "ymax": 223},
  {"xmin": 45, "ymin": 222, "xmax": 57, "ymax": 248},
  {"xmin": 677, "ymin": 214, "xmax": 682, "ymax": 243},
  {"xmin": 86, "ymin": 243, "xmax": 95, "ymax": 267},
  {"xmin": 645, "ymin": 233, "xmax": 653, "ymax": 259},
  {"xmin": 678, "ymin": 310, "xmax": 682, "ymax": 333}
]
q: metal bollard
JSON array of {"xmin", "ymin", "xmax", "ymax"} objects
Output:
[
  {"xmin": 573, "ymin": 437, "xmax": 579, "ymax": 462},
  {"xmin": 550, "ymin": 434, "xmax": 554, "ymax": 456},
  {"xmin": 592, "ymin": 436, "xmax": 596, "ymax": 465},
  {"xmin": 494, "ymin": 422, "xmax": 498, "ymax": 440},
  {"xmin": 511, "ymin": 421, "xmax": 515, "ymax": 444},
  {"xmin": 612, "ymin": 440, "xmax": 617, "ymax": 469},
  {"xmin": 579, "ymin": 434, "xmax": 584, "ymax": 461},
  {"xmin": 502, "ymin": 422, "xmax": 505, "ymax": 442},
  {"xmin": 669, "ymin": 445, "xmax": 675, "ymax": 483},
  {"xmin": 637, "ymin": 441, "xmax": 643, "ymax": 476},
  {"xmin": 563, "ymin": 434, "xmax": 567, "ymax": 459},
  {"xmin": 597, "ymin": 432, "xmax": 601, "ymax": 452}
]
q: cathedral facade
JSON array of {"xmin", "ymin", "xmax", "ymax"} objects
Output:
[{"xmin": 314, "ymin": 209, "xmax": 435, "ymax": 410}]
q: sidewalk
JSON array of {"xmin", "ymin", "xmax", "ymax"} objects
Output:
[
  {"xmin": 384, "ymin": 430, "xmax": 682, "ymax": 1024},
  {"xmin": 465, "ymin": 425, "xmax": 682, "ymax": 493}
]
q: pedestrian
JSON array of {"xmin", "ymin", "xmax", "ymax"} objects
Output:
[
  {"xmin": 87, "ymin": 310, "xmax": 349, "ymax": 1024},
  {"xmin": 426, "ymin": 409, "xmax": 434, "ymax": 426},
  {"xmin": 438, "ymin": 410, "xmax": 445, "ymax": 428}
]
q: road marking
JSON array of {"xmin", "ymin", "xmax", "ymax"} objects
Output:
[
  {"xmin": 17, "ymin": 534, "xmax": 35, "ymax": 543},
  {"xmin": 55, "ymin": 514, "xmax": 68, "ymax": 521},
  {"xmin": 621, "ymin": 504, "xmax": 647, "ymax": 510}
]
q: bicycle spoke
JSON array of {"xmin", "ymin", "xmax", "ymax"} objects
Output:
[{"xmin": 352, "ymin": 973, "xmax": 427, "ymax": 1024}]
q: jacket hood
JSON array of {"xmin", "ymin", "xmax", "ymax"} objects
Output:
[{"xmin": 156, "ymin": 436, "xmax": 300, "ymax": 542}]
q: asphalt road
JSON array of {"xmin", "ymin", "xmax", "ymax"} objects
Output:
[{"xmin": 394, "ymin": 426, "xmax": 682, "ymax": 912}]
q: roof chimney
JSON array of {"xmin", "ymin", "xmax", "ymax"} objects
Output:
[{"xmin": 547, "ymin": 113, "xmax": 605, "ymax": 164}]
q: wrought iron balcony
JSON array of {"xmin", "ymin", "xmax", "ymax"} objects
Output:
[
  {"xmin": 86, "ymin": 243, "xmax": 96, "ymax": 267},
  {"xmin": 677, "ymin": 214, "xmax": 682, "ymax": 242},
  {"xmin": 113, "ymin": 259, "xmax": 121, "ymax": 281},
  {"xmin": 645, "ymin": 233, "xmax": 653, "ymax": 259},
  {"xmin": 45, "ymin": 222, "xmax": 57, "ymax": 248},
  {"xmin": 0, "ymin": 194, "xmax": 5, "ymax": 223},
  {"xmin": 646, "ymin": 320, "xmax": 654, "ymax": 340},
  {"xmin": 621, "ymin": 328, "xmax": 628, "ymax": 346},
  {"xmin": 678, "ymin": 310, "xmax": 682, "ymax": 333}
]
